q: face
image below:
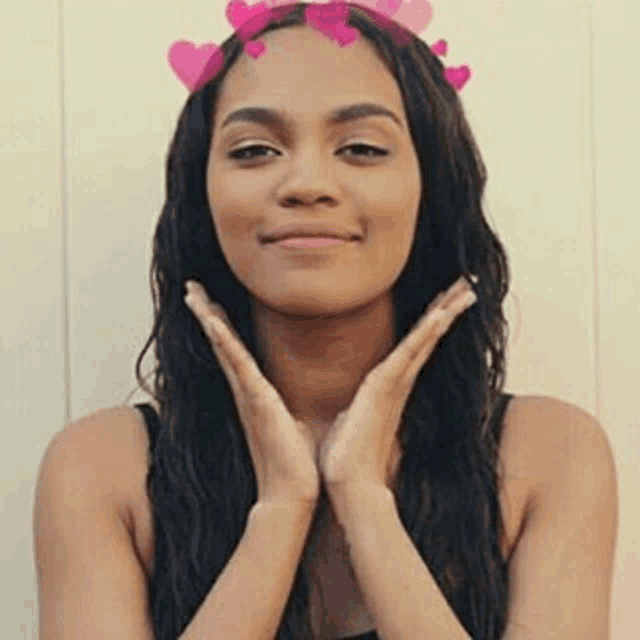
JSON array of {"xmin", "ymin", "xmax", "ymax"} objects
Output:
[{"xmin": 207, "ymin": 25, "xmax": 422, "ymax": 319}]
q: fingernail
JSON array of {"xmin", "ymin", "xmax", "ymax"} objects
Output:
[
  {"xmin": 470, "ymin": 274, "xmax": 479, "ymax": 284},
  {"xmin": 185, "ymin": 281, "xmax": 196, "ymax": 293}
]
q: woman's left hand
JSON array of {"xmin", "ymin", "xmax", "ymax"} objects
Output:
[{"xmin": 318, "ymin": 274, "xmax": 478, "ymax": 493}]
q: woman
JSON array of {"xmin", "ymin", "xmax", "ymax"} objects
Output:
[
  {"xmin": 135, "ymin": 3, "xmax": 516, "ymax": 638},
  {"xmin": 36, "ymin": 3, "xmax": 577, "ymax": 640}
]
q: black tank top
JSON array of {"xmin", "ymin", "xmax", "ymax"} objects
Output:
[{"xmin": 135, "ymin": 393, "xmax": 515, "ymax": 640}]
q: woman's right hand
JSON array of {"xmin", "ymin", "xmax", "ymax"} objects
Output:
[{"xmin": 183, "ymin": 280, "xmax": 320, "ymax": 508}]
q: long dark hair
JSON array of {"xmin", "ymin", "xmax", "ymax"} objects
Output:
[{"xmin": 124, "ymin": 3, "xmax": 515, "ymax": 638}]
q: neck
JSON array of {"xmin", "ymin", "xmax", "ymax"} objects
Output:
[{"xmin": 251, "ymin": 292, "xmax": 396, "ymax": 433}]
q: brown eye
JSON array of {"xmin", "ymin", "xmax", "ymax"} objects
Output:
[
  {"xmin": 340, "ymin": 144, "xmax": 389, "ymax": 158},
  {"xmin": 227, "ymin": 144, "xmax": 389, "ymax": 162},
  {"xmin": 228, "ymin": 145, "xmax": 279, "ymax": 161}
]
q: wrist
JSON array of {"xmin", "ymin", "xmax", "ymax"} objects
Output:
[
  {"xmin": 326, "ymin": 483, "xmax": 395, "ymax": 532},
  {"xmin": 253, "ymin": 497, "xmax": 318, "ymax": 518}
]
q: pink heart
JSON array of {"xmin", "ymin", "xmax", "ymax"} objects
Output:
[
  {"xmin": 305, "ymin": 1, "xmax": 361, "ymax": 46},
  {"xmin": 430, "ymin": 38, "xmax": 448, "ymax": 56},
  {"xmin": 339, "ymin": 0, "xmax": 432, "ymax": 47},
  {"xmin": 366, "ymin": 11, "xmax": 412, "ymax": 47},
  {"xmin": 331, "ymin": 21, "xmax": 361, "ymax": 47},
  {"xmin": 227, "ymin": 0, "xmax": 283, "ymax": 66},
  {"xmin": 263, "ymin": 0, "xmax": 299, "ymax": 7},
  {"xmin": 167, "ymin": 40, "xmax": 224, "ymax": 92},
  {"xmin": 244, "ymin": 40, "xmax": 268, "ymax": 58},
  {"xmin": 347, "ymin": 0, "xmax": 411, "ymax": 48},
  {"xmin": 226, "ymin": 0, "xmax": 272, "ymax": 30},
  {"xmin": 374, "ymin": 0, "xmax": 403, "ymax": 16},
  {"xmin": 444, "ymin": 65, "xmax": 471, "ymax": 91},
  {"xmin": 305, "ymin": 1, "xmax": 350, "ymax": 29},
  {"xmin": 391, "ymin": 0, "xmax": 434, "ymax": 35}
]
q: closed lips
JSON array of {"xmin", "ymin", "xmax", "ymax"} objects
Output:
[{"xmin": 263, "ymin": 225, "xmax": 362, "ymax": 242}]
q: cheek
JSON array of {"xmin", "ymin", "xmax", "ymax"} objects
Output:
[
  {"xmin": 357, "ymin": 160, "xmax": 421, "ymax": 223},
  {"xmin": 360, "ymin": 179, "xmax": 421, "ymax": 248},
  {"xmin": 209, "ymin": 178, "xmax": 263, "ymax": 242},
  {"xmin": 359, "ymin": 178, "xmax": 421, "ymax": 279},
  {"xmin": 215, "ymin": 211, "xmax": 254, "ymax": 240}
]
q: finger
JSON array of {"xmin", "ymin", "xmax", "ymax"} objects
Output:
[
  {"xmin": 396, "ymin": 278, "xmax": 473, "ymax": 357},
  {"xmin": 184, "ymin": 285, "xmax": 272, "ymax": 407},
  {"xmin": 185, "ymin": 293, "xmax": 243, "ymax": 394},
  {"xmin": 187, "ymin": 283, "xmax": 236, "ymax": 334},
  {"xmin": 184, "ymin": 284, "xmax": 272, "ymax": 395},
  {"xmin": 430, "ymin": 290, "xmax": 476, "ymax": 336},
  {"xmin": 433, "ymin": 274, "xmax": 476, "ymax": 311},
  {"xmin": 426, "ymin": 291, "xmax": 446, "ymax": 313},
  {"xmin": 404, "ymin": 289, "xmax": 477, "ymax": 382},
  {"xmin": 203, "ymin": 309, "xmax": 278, "ymax": 406},
  {"xmin": 367, "ymin": 275, "xmax": 477, "ymax": 390},
  {"xmin": 182, "ymin": 284, "xmax": 248, "ymax": 398},
  {"xmin": 387, "ymin": 287, "xmax": 475, "ymax": 389}
]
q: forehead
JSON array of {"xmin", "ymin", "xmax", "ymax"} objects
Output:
[{"xmin": 215, "ymin": 25, "xmax": 406, "ymax": 127}]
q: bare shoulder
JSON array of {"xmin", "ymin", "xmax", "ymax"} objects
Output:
[
  {"xmin": 34, "ymin": 406, "xmax": 156, "ymax": 639},
  {"xmin": 42, "ymin": 404, "xmax": 152, "ymax": 534},
  {"xmin": 505, "ymin": 394, "xmax": 616, "ymax": 512}
]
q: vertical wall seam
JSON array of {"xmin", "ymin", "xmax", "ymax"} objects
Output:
[
  {"xmin": 587, "ymin": 0, "xmax": 601, "ymax": 422},
  {"xmin": 58, "ymin": 0, "xmax": 71, "ymax": 427}
]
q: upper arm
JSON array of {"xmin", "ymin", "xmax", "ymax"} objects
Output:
[
  {"xmin": 33, "ymin": 412, "xmax": 155, "ymax": 640},
  {"xmin": 503, "ymin": 398, "xmax": 619, "ymax": 640}
]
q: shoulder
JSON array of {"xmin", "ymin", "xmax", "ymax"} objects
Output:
[
  {"xmin": 500, "ymin": 395, "xmax": 618, "ymax": 639},
  {"xmin": 42, "ymin": 405, "xmax": 151, "ymax": 535},
  {"xmin": 506, "ymin": 394, "xmax": 617, "ymax": 515}
]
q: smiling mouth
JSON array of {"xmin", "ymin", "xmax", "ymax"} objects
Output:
[{"xmin": 272, "ymin": 237, "xmax": 351, "ymax": 249}]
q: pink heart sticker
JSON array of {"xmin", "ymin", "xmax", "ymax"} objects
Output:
[
  {"xmin": 392, "ymin": 0, "xmax": 433, "ymax": 35},
  {"xmin": 168, "ymin": 40, "xmax": 224, "ymax": 92},
  {"xmin": 227, "ymin": 0, "xmax": 276, "ymax": 54},
  {"xmin": 244, "ymin": 40, "xmax": 268, "ymax": 58},
  {"xmin": 444, "ymin": 65, "xmax": 471, "ymax": 91},
  {"xmin": 305, "ymin": 1, "xmax": 361, "ymax": 46},
  {"xmin": 430, "ymin": 38, "xmax": 448, "ymax": 56},
  {"xmin": 374, "ymin": 0, "xmax": 403, "ymax": 16},
  {"xmin": 168, "ymin": 2, "xmax": 469, "ymax": 94},
  {"xmin": 226, "ymin": 0, "xmax": 273, "ymax": 31},
  {"xmin": 345, "ymin": 0, "xmax": 411, "ymax": 48},
  {"xmin": 305, "ymin": 1, "xmax": 350, "ymax": 29},
  {"xmin": 332, "ymin": 22, "xmax": 361, "ymax": 47}
]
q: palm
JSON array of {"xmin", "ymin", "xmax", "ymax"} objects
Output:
[
  {"xmin": 318, "ymin": 364, "xmax": 405, "ymax": 490},
  {"xmin": 318, "ymin": 276, "xmax": 476, "ymax": 489}
]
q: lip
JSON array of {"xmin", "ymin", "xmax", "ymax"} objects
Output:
[
  {"xmin": 274, "ymin": 236, "xmax": 348, "ymax": 249},
  {"xmin": 270, "ymin": 237, "xmax": 357, "ymax": 250},
  {"xmin": 262, "ymin": 223, "xmax": 362, "ymax": 243}
]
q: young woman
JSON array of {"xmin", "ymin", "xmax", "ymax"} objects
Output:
[{"xmin": 34, "ymin": 4, "xmax": 617, "ymax": 640}]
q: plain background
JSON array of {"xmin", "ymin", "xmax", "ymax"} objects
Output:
[{"xmin": 1, "ymin": 0, "xmax": 638, "ymax": 637}]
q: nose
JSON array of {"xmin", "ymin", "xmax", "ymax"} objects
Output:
[{"xmin": 275, "ymin": 149, "xmax": 342, "ymax": 209}]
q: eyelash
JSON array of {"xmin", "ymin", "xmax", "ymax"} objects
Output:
[{"xmin": 227, "ymin": 143, "xmax": 389, "ymax": 162}]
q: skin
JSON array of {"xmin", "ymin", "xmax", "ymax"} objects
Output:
[{"xmin": 206, "ymin": 24, "xmax": 422, "ymax": 450}]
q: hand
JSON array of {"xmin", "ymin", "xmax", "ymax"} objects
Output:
[
  {"xmin": 317, "ymin": 274, "xmax": 479, "ymax": 493},
  {"xmin": 183, "ymin": 281, "xmax": 320, "ymax": 507}
]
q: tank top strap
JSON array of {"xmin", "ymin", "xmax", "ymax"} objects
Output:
[{"xmin": 134, "ymin": 402, "xmax": 161, "ymax": 454}]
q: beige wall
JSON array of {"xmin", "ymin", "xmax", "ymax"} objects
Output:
[{"xmin": 1, "ymin": 0, "xmax": 637, "ymax": 637}]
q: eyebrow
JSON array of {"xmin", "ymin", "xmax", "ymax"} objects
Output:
[{"xmin": 220, "ymin": 102, "xmax": 404, "ymax": 133}]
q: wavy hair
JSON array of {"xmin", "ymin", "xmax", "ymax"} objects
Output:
[{"xmin": 124, "ymin": 3, "xmax": 515, "ymax": 638}]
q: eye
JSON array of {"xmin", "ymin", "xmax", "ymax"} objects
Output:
[
  {"xmin": 340, "ymin": 144, "xmax": 389, "ymax": 158},
  {"xmin": 227, "ymin": 145, "xmax": 279, "ymax": 161},
  {"xmin": 227, "ymin": 143, "xmax": 389, "ymax": 162}
]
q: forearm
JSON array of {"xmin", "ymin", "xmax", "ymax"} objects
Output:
[
  {"xmin": 179, "ymin": 500, "xmax": 316, "ymax": 640},
  {"xmin": 329, "ymin": 484, "xmax": 471, "ymax": 640}
]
